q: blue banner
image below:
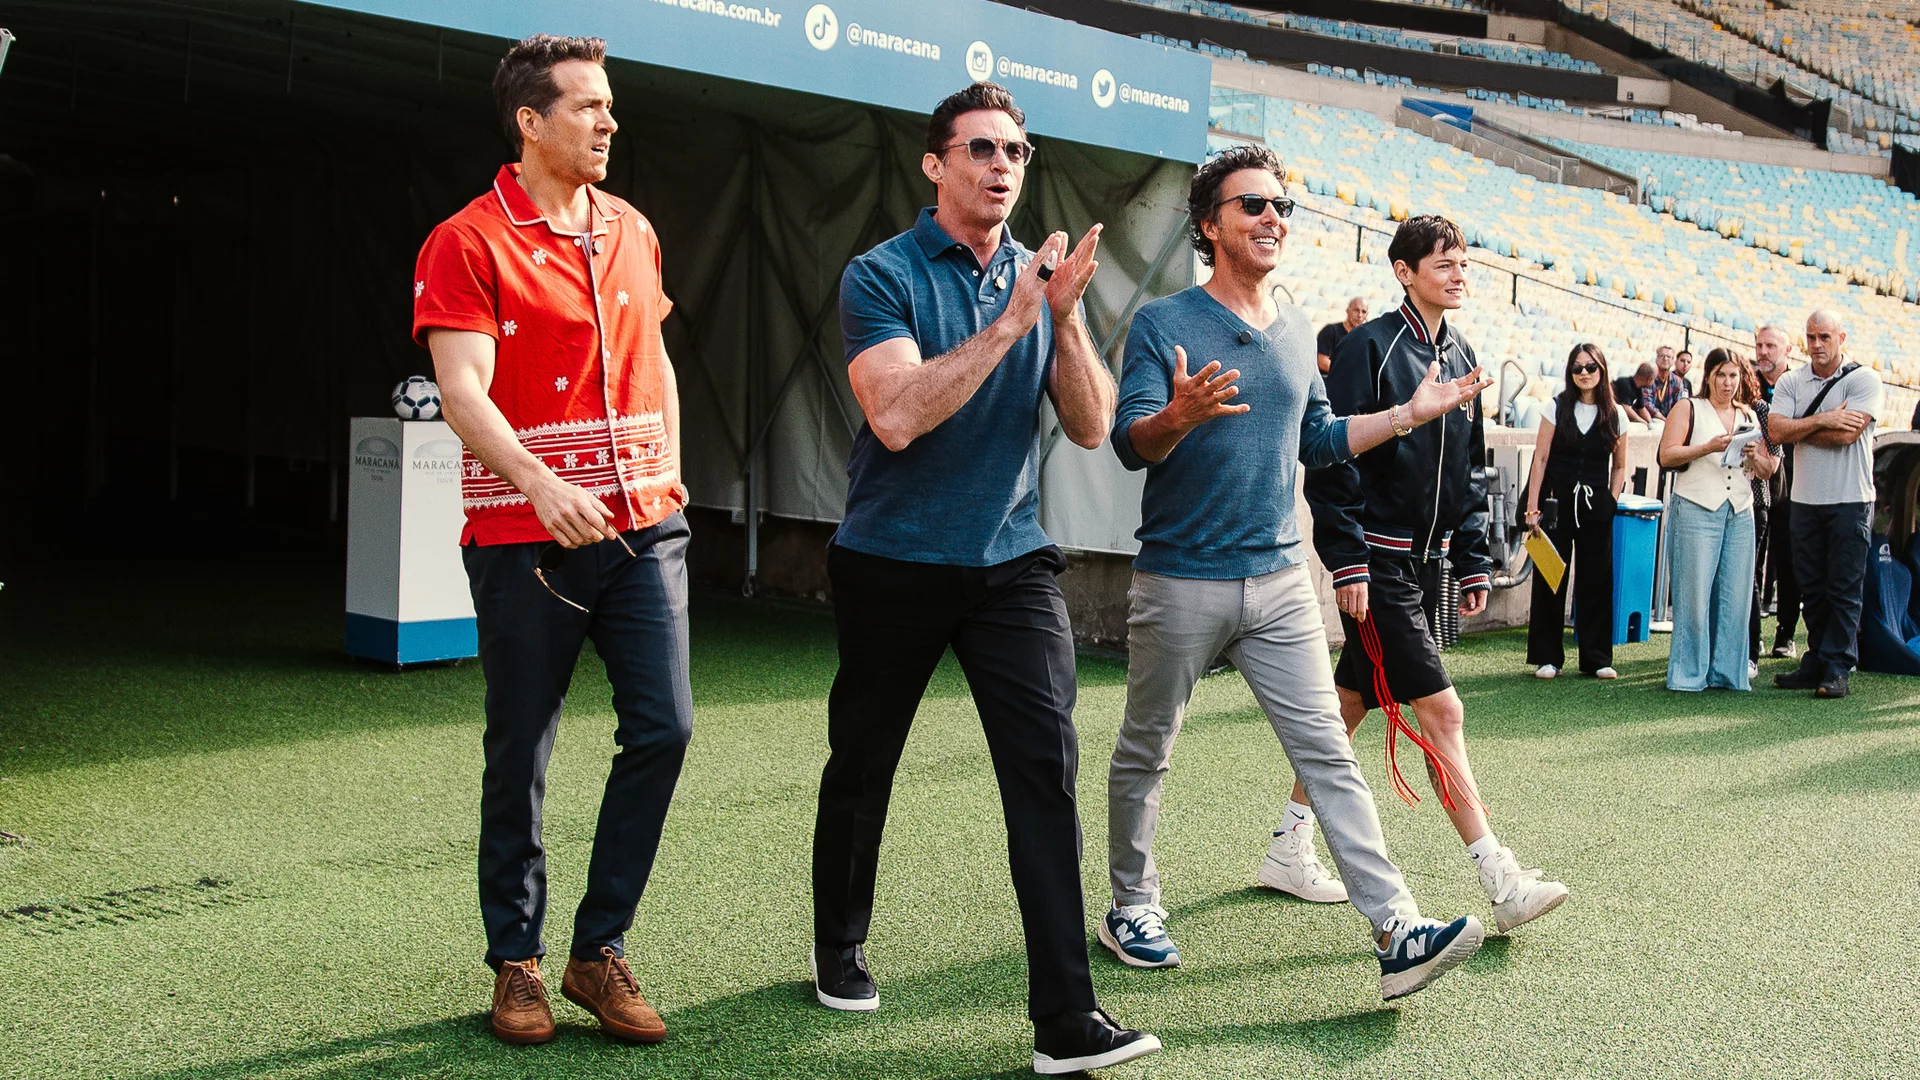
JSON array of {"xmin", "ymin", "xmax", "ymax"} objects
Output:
[{"xmin": 308, "ymin": 0, "xmax": 1212, "ymax": 161}]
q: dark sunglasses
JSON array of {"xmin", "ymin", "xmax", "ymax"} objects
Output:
[
  {"xmin": 942, "ymin": 137, "xmax": 1037, "ymax": 166},
  {"xmin": 1569, "ymin": 361, "xmax": 1602, "ymax": 375},
  {"xmin": 534, "ymin": 533, "xmax": 636, "ymax": 614},
  {"xmin": 1218, "ymin": 193, "xmax": 1295, "ymax": 218}
]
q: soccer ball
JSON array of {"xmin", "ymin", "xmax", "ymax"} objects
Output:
[{"xmin": 391, "ymin": 376, "xmax": 442, "ymax": 421}]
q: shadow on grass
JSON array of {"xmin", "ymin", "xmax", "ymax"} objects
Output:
[{"xmin": 126, "ymin": 962, "xmax": 1406, "ymax": 1080}]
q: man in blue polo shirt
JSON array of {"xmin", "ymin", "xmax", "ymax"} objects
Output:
[
  {"xmin": 807, "ymin": 83, "xmax": 1157, "ymax": 1076},
  {"xmin": 1101, "ymin": 145, "xmax": 1488, "ymax": 1002}
]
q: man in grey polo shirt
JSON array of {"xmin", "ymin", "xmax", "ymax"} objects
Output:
[{"xmin": 1767, "ymin": 310, "xmax": 1881, "ymax": 698}]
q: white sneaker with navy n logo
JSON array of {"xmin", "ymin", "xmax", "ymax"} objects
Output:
[
  {"xmin": 1097, "ymin": 904, "xmax": 1181, "ymax": 968},
  {"xmin": 1376, "ymin": 914, "xmax": 1483, "ymax": 1000}
]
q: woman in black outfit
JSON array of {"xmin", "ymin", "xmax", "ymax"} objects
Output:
[{"xmin": 1524, "ymin": 343, "xmax": 1631, "ymax": 679}]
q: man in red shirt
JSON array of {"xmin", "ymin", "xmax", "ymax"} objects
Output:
[{"xmin": 413, "ymin": 34, "xmax": 689, "ymax": 1047}]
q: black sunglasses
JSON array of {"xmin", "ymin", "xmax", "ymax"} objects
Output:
[
  {"xmin": 534, "ymin": 533, "xmax": 636, "ymax": 613},
  {"xmin": 1569, "ymin": 361, "xmax": 1602, "ymax": 375},
  {"xmin": 941, "ymin": 137, "xmax": 1037, "ymax": 166},
  {"xmin": 1218, "ymin": 193, "xmax": 1295, "ymax": 218}
]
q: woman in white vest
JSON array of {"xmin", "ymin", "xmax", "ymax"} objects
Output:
[{"xmin": 1657, "ymin": 349, "xmax": 1781, "ymax": 691}]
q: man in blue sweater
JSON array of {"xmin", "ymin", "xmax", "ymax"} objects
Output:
[{"xmin": 1102, "ymin": 145, "xmax": 1489, "ymax": 1001}]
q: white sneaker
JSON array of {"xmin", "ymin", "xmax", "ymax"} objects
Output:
[
  {"xmin": 1477, "ymin": 846, "xmax": 1569, "ymax": 933},
  {"xmin": 1594, "ymin": 667, "xmax": 1618, "ymax": 680},
  {"xmin": 1257, "ymin": 826, "xmax": 1348, "ymax": 903},
  {"xmin": 1534, "ymin": 664, "xmax": 1558, "ymax": 679}
]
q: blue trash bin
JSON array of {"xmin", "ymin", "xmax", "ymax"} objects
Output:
[{"xmin": 1612, "ymin": 494, "xmax": 1662, "ymax": 645}]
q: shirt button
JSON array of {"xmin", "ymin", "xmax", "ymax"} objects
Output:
[{"xmin": 972, "ymin": 270, "xmax": 980, "ymax": 277}]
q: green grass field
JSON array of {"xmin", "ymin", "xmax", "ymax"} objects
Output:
[{"xmin": 2, "ymin": 561, "xmax": 1916, "ymax": 1080}]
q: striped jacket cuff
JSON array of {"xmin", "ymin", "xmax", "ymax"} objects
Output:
[
  {"xmin": 1331, "ymin": 564, "xmax": 1372, "ymax": 587},
  {"xmin": 1456, "ymin": 572, "xmax": 1491, "ymax": 593}
]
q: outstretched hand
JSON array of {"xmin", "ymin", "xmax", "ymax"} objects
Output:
[
  {"xmin": 1406, "ymin": 362, "xmax": 1494, "ymax": 426},
  {"xmin": 1163, "ymin": 345, "xmax": 1251, "ymax": 431}
]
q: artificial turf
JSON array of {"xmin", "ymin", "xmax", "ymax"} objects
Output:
[{"xmin": 1, "ymin": 560, "xmax": 1915, "ymax": 1080}]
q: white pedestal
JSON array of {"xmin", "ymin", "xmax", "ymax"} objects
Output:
[{"xmin": 345, "ymin": 418, "xmax": 478, "ymax": 664}]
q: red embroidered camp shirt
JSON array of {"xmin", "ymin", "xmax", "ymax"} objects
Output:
[{"xmin": 412, "ymin": 163, "xmax": 686, "ymax": 545}]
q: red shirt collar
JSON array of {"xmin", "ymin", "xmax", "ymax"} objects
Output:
[{"xmin": 491, "ymin": 163, "xmax": 622, "ymax": 237}]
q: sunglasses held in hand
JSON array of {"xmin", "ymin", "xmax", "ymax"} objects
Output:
[{"xmin": 534, "ymin": 532, "xmax": 636, "ymax": 613}]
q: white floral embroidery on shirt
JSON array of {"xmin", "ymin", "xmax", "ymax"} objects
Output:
[
  {"xmin": 563, "ymin": 452, "xmax": 578, "ymax": 469},
  {"xmin": 617, "ymin": 290, "xmax": 630, "ymax": 307},
  {"xmin": 554, "ymin": 376, "xmax": 568, "ymax": 392},
  {"xmin": 531, "ymin": 249, "xmax": 549, "ymax": 266},
  {"xmin": 502, "ymin": 320, "xmax": 518, "ymax": 336},
  {"xmin": 413, "ymin": 280, "xmax": 424, "ymax": 298}
]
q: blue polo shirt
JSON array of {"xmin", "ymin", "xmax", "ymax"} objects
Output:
[
  {"xmin": 834, "ymin": 208, "xmax": 1055, "ymax": 566},
  {"xmin": 1114, "ymin": 287, "xmax": 1352, "ymax": 579}
]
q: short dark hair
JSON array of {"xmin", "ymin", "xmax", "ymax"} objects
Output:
[
  {"xmin": 1186, "ymin": 145, "xmax": 1286, "ymax": 268},
  {"xmin": 927, "ymin": 83, "xmax": 1025, "ymax": 156},
  {"xmin": 1387, "ymin": 214, "xmax": 1467, "ymax": 273},
  {"xmin": 493, "ymin": 34, "xmax": 607, "ymax": 157}
]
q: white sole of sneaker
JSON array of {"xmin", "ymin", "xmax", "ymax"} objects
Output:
[
  {"xmin": 1493, "ymin": 884, "xmax": 1570, "ymax": 933},
  {"xmin": 809, "ymin": 950, "xmax": 879, "ymax": 1012},
  {"xmin": 1256, "ymin": 860, "xmax": 1349, "ymax": 903},
  {"xmin": 1380, "ymin": 917, "xmax": 1485, "ymax": 1002},
  {"xmin": 1096, "ymin": 918, "xmax": 1180, "ymax": 968},
  {"xmin": 1033, "ymin": 1033, "xmax": 1163, "ymax": 1074}
]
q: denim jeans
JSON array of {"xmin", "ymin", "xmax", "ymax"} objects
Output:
[{"xmin": 1667, "ymin": 499, "xmax": 1755, "ymax": 691}]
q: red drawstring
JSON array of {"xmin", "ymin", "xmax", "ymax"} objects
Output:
[{"xmin": 1357, "ymin": 614, "xmax": 1485, "ymax": 814}]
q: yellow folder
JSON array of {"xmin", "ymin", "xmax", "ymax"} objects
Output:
[{"xmin": 1526, "ymin": 529, "xmax": 1567, "ymax": 594}]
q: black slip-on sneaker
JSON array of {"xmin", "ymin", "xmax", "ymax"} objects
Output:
[
  {"xmin": 1032, "ymin": 1008, "xmax": 1161, "ymax": 1074},
  {"xmin": 1814, "ymin": 675, "xmax": 1849, "ymax": 699},
  {"xmin": 1774, "ymin": 667, "xmax": 1820, "ymax": 690},
  {"xmin": 810, "ymin": 943, "xmax": 878, "ymax": 1012}
]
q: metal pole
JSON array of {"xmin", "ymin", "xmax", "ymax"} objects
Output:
[{"xmin": 744, "ymin": 133, "xmax": 763, "ymax": 597}]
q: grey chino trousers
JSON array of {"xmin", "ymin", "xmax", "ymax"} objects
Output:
[{"xmin": 1108, "ymin": 565, "xmax": 1419, "ymax": 933}]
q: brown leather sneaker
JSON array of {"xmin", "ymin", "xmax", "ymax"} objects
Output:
[
  {"xmin": 562, "ymin": 946, "xmax": 666, "ymax": 1043},
  {"xmin": 489, "ymin": 958, "xmax": 556, "ymax": 1045}
]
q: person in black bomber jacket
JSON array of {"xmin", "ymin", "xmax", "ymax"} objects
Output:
[{"xmin": 1303, "ymin": 215, "xmax": 1569, "ymax": 935}]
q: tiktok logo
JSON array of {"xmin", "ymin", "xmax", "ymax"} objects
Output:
[{"xmin": 805, "ymin": 4, "xmax": 838, "ymax": 51}]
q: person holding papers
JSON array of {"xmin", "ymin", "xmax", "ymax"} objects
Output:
[
  {"xmin": 1523, "ymin": 344, "xmax": 1630, "ymax": 680},
  {"xmin": 1657, "ymin": 349, "xmax": 1780, "ymax": 692}
]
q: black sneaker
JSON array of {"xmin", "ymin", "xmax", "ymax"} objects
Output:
[
  {"xmin": 1774, "ymin": 667, "xmax": 1820, "ymax": 690},
  {"xmin": 1032, "ymin": 1009, "xmax": 1161, "ymax": 1075},
  {"xmin": 1814, "ymin": 674, "xmax": 1849, "ymax": 699},
  {"xmin": 810, "ymin": 943, "xmax": 877, "ymax": 1012}
]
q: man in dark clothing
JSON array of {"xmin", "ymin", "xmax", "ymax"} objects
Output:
[
  {"xmin": 1753, "ymin": 324, "xmax": 1800, "ymax": 658},
  {"xmin": 1613, "ymin": 363, "xmax": 1655, "ymax": 423},
  {"xmin": 1316, "ymin": 295, "xmax": 1368, "ymax": 374},
  {"xmin": 1306, "ymin": 214, "xmax": 1568, "ymax": 936}
]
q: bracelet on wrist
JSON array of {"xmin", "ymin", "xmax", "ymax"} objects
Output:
[{"xmin": 1388, "ymin": 403, "xmax": 1415, "ymax": 438}]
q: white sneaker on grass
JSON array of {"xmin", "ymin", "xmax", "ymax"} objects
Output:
[
  {"xmin": 1594, "ymin": 667, "xmax": 1618, "ymax": 680},
  {"xmin": 1478, "ymin": 846, "xmax": 1569, "ymax": 933},
  {"xmin": 1535, "ymin": 664, "xmax": 1558, "ymax": 679},
  {"xmin": 1257, "ymin": 826, "xmax": 1347, "ymax": 903}
]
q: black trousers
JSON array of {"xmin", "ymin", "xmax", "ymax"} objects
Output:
[
  {"xmin": 812, "ymin": 543, "xmax": 1096, "ymax": 1021},
  {"xmin": 1526, "ymin": 487, "xmax": 1614, "ymax": 673},
  {"xmin": 462, "ymin": 513, "xmax": 693, "ymax": 969},
  {"xmin": 1788, "ymin": 501, "xmax": 1871, "ymax": 683},
  {"xmin": 1764, "ymin": 497, "xmax": 1801, "ymax": 648}
]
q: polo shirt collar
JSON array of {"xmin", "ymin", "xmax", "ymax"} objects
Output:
[
  {"xmin": 492, "ymin": 163, "xmax": 620, "ymax": 237},
  {"xmin": 912, "ymin": 207, "xmax": 1016, "ymax": 265}
]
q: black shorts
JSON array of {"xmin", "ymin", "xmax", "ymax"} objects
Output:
[{"xmin": 1334, "ymin": 555, "xmax": 1454, "ymax": 710}]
